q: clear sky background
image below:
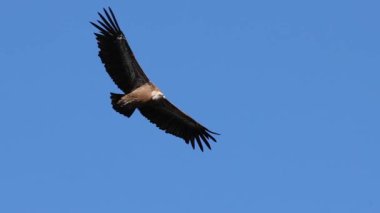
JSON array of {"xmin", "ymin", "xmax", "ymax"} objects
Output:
[{"xmin": 0, "ymin": 0, "xmax": 379, "ymax": 212}]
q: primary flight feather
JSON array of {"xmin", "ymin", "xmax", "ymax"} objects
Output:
[{"xmin": 91, "ymin": 7, "xmax": 219, "ymax": 151}]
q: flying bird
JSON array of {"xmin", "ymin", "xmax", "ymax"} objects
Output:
[{"xmin": 91, "ymin": 8, "xmax": 218, "ymax": 151}]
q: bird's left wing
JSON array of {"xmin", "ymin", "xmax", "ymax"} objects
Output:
[
  {"xmin": 91, "ymin": 8, "xmax": 149, "ymax": 94},
  {"xmin": 139, "ymin": 98, "xmax": 218, "ymax": 151}
]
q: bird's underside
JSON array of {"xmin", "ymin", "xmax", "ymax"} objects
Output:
[
  {"xmin": 110, "ymin": 82, "xmax": 163, "ymax": 117},
  {"xmin": 91, "ymin": 7, "xmax": 219, "ymax": 151}
]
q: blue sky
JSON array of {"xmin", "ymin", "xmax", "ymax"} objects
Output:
[{"xmin": 0, "ymin": 0, "xmax": 379, "ymax": 212}]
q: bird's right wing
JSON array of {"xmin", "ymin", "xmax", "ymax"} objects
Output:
[
  {"xmin": 139, "ymin": 98, "xmax": 218, "ymax": 151},
  {"xmin": 91, "ymin": 8, "xmax": 149, "ymax": 94}
]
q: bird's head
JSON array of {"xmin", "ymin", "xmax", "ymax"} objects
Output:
[{"xmin": 151, "ymin": 90, "xmax": 165, "ymax": 100}]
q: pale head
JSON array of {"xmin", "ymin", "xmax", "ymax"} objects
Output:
[{"xmin": 151, "ymin": 90, "xmax": 164, "ymax": 100}]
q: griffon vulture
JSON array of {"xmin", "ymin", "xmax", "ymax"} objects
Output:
[{"xmin": 91, "ymin": 8, "xmax": 218, "ymax": 151}]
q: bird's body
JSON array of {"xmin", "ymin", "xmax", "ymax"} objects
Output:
[
  {"xmin": 91, "ymin": 8, "xmax": 218, "ymax": 151},
  {"xmin": 119, "ymin": 83, "xmax": 163, "ymax": 107},
  {"xmin": 111, "ymin": 82, "xmax": 163, "ymax": 117}
]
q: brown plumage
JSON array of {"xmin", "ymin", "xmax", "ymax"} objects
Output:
[{"xmin": 91, "ymin": 7, "xmax": 219, "ymax": 151}]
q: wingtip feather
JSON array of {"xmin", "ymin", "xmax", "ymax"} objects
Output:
[
  {"xmin": 200, "ymin": 134, "xmax": 211, "ymax": 150},
  {"xmin": 190, "ymin": 138, "xmax": 195, "ymax": 149},
  {"xmin": 195, "ymin": 136, "xmax": 204, "ymax": 152},
  {"xmin": 108, "ymin": 7, "xmax": 121, "ymax": 31},
  {"xmin": 103, "ymin": 7, "xmax": 119, "ymax": 33},
  {"xmin": 206, "ymin": 128, "xmax": 220, "ymax": 135}
]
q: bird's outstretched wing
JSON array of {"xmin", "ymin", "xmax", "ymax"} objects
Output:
[
  {"xmin": 91, "ymin": 8, "xmax": 149, "ymax": 93},
  {"xmin": 139, "ymin": 98, "xmax": 219, "ymax": 151}
]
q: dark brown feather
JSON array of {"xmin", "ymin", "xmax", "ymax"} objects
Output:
[
  {"xmin": 91, "ymin": 8, "xmax": 149, "ymax": 94},
  {"xmin": 139, "ymin": 99, "xmax": 218, "ymax": 151}
]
